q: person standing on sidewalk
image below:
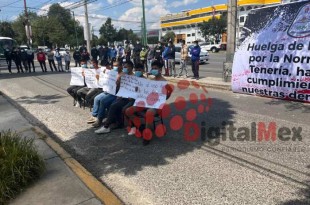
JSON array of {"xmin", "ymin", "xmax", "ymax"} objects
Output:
[
  {"xmin": 178, "ymin": 40, "xmax": 189, "ymax": 78},
  {"xmin": 140, "ymin": 46, "xmax": 148, "ymax": 71},
  {"xmin": 64, "ymin": 49, "xmax": 71, "ymax": 72},
  {"xmin": 162, "ymin": 44, "xmax": 169, "ymax": 76},
  {"xmin": 167, "ymin": 41, "xmax": 176, "ymax": 77},
  {"xmin": 4, "ymin": 48, "xmax": 13, "ymax": 73},
  {"xmin": 55, "ymin": 48, "xmax": 64, "ymax": 72},
  {"xmin": 124, "ymin": 41, "xmax": 131, "ymax": 62},
  {"xmin": 73, "ymin": 48, "xmax": 81, "ymax": 67},
  {"xmin": 146, "ymin": 45, "xmax": 154, "ymax": 73},
  {"xmin": 37, "ymin": 49, "xmax": 47, "ymax": 72},
  {"xmin": 133, "ymin": 41, "xmax": 142, "ymax": 66},
  {"xmin": 91, "ymin": 45, "xmax": 99, "ymax": 60},
  {"xmin": 190, "ymin": 40, "xmax": 201, "ymax": 80},
  {"xmin": 47, "ymin": 48, "xmax": 57, "ymax": 71},
  {"xmin": 12, "ymin": 47, "xmax": 24, "ymax": 73},
  {"xmin": 27, "ymin": 49, "xmax": 36, "ymax": 72},
  {"xmin": 20, "ymin": 49, "xmax": 29, "ymax": 72}
]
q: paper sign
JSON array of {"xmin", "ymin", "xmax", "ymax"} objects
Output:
[
  {"xmin": 84, "ymin": 69, "xmax": 98, "ymax": 88},
  {"xmin": 134, "ymin": 80, "xmax": 167, "ymax": 109},
  {"xmin": 98, "ymin": 69, "xmax": 118, "ymax": 95},
  {"xmin": 70, "ymin": 67, "xmax": 84, "ymax": 86},
  {"xmin": 116, "ymin": 75, "xmax": 144, "ymax": 99}
]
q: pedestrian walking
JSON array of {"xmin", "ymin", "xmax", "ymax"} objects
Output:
[
  {"xmin": 37, "ymin": 49, "xmax": 47, "ymax": 72},
  {"xmin": 190, "ymin": 40, "xmax": 201, "ymax": 80},
  {"xmin": 178, "ymin": 40, "xmax": 189, "ymax": 77},
  {"xmin": 73, "ymin": 48, "xmax": 81, "ymax": 67},
  {"xmin": 64, "ymin": 49, "xmax": 71, "ymax": 72},
  {"xmin": 27, "ymin": 49, "xmax": 36, "ymax": 72},
  {"xmin": 12, "ymin": 47, "xmax": 24, "ymax": 73},
  {"xmin": 55, "ymin": 48, "xmax": 64, "ymax": 72},
  {"xmin": 4, "ymin": 48, "xmax": 13, "ymax": 73},
  {"xmin": 167, "ymin": 41, "xmax": 176, "ymax": 77},
  {"xmin": 47, "ymin": 48, "xmax": 57, "ymax": 71},
  {"xmin": 20, "ymin": 49, "xmax": 29, "ymax": 72}
]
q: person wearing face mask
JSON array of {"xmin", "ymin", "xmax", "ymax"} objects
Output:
[
  {"xmin": 88, "ymin": 61, "xmax": 122, "ymax": 126},
  {"xmin": 95, "ymin": 61, "xmax": 135, "ymax": 134},
  {"xmin": 55, "ymin": 48, "xmax": 64, "ymax": 72},
  {"xmin": 178, "ymin": 40, "xmax": 189, "ymax": 78},
  {"xmin": 125, "ymin": 60, "xmax": 173, "ymax": 145},
  {"xmin": 67, "ymin": 59, "xmax": 87, "ymax": 106},
  {"xmin": 81, "ymin": 49, "xmax": 90, "ymax": 62},
  {"xmin": 140, "ymin": 46, "xmax": 148, "ymax": 72},
  {"xmin": 64, "ymin": 49, "xmax": 71, "ymax": 72},
  {"xmin": 190, "ymin": 40, "xmax": 201, "ymax": 80},
  {"xmin": 124, "ymin": 41, "xmax": 131, "ymax": 62},
  {"xmin": 4, "ymin": 48, "xmax": 13, "ymax": 73},
  {"xmin": 154, "ymin": 41, "xmax": 164, "ymax": 65},
  {"xmin": 20, "ymin": 49, "xmax": 29, "ymax": 72},
  {"xmin": 73, "ymin": 48, "xmax": 81, "ymax": 67},
  {"xmin": 12, "ymin": 47, "xmax": 24, "ymax": 73},
  {"xmin": 27, "ymin": 48, "xmax": 36, "ymax": 72},
  {"xmin": 37, "ymin": 48, "xmax": 47, "ymax": 72},
  {"xmin": 166, "ymin": 40, "xmax": 176, "ymax": 77}
]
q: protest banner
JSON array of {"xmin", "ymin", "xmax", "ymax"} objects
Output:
[
  {"xmin": 231, "ymin": 1, "xmax": 310, "ymax": 103},
  {"xmin": 98, "ymin": 69, "xmax": 118, "ymax": 95},
  {"xmin": 84, "ymin": 69, "xmax": 99, "ymax": 88},
  {"xmin": 134, "ymin": 80, "xmax": 167, "ymax": 109},
  {"xmin": 70, "ymin": 67, "xmax": 84, "ymax": 86},
  {"xmin": 116, "ymin": 75, "xmax": 144, "ymax": 99}
]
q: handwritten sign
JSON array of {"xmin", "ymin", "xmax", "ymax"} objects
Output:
[
  {"xmin": 70, "ymin": 67, "xmax": 84, "ymax": 86},
  {"xmin": 84, "ymin": 69, "xmax": 98, "ymax": 88},
  {"xmin": 134, "ymin": 80, "xmax": 167, "ymax": 109},
  {"xmin": 116, "ymin": 75, "xmax": 144, "ymax": 98},
  {"xmin": 98, "ymin": 69, "xmax": 118, "ymax": 95}
]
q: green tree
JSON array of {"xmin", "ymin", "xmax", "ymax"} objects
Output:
[
  {"xmin": 199, "ymin": 15, "xmax": 227, "ymax": 42},
  {"xmin": 0, "ymin": 21, "xmax": 15, "ymax": 38},
  {"xmin": 163, "ymin": 31, "xmax": 176, "ymax": 42},
  {"xmin": 99, "ymin": 18, "xmax": 117, "ymax": 43}
]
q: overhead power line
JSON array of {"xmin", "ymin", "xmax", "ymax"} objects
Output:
[{"xmin": 0, "ymin": 0, "xmax": 22, "ymax": 8}]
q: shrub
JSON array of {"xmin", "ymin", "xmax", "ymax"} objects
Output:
[{"xmin": 0, "ymin": 130, "xmax": 45, "ymax": 204}]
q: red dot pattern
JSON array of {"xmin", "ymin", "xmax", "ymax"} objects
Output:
[
  {"xmin": 170, "ymin": 115, "xmax": 183, "ymax": 131},
  {"xmin": 186, "ymin": 109, "xmax": 197, "ymax": 121},
  {"xmin": 174, "ymin": 96, "xmax": 186, "ymax": 111}
]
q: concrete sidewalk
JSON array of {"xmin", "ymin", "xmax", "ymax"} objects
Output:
[{"xmin": 0, "ymin": 95, "xmax": 103, "ymax": 205}]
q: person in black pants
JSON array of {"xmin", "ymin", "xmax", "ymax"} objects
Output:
[
  {"xmin": 20, "ymin": 49, "xmax": 29, "ymax": 72},
  {"xmin": 12, "ymin": 47, "xmax": 24, "ymax": 73},
  {"xmin": 73, "ymin": 49, "xmax": 81, "ymax": 67},
  {"xmin": 4, "ymin": 48, "xmax": 13, "ymax": 73},
  {"xmin": 67, "ymin": 85, "xmax": 85, "ymax": 106},
  {"xmin": 27, "ymin": 49, "xmax": 35, "ymax": 72}
]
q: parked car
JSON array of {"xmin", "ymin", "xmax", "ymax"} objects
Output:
[
  {"xmin": 58, "ymin": 48, "xmax": 66, "ymax": 56},
  {"xmin": 199, "ymin": 41, "xmax": 221, "ymax": 53},
  {"xmin": 175, "ymin": 44, "xmax": 209, "ymax": 64}
]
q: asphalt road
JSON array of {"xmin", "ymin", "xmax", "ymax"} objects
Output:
[{"xmin": 0, "ymin": 65, "xmax": 309, "ymax": 205}]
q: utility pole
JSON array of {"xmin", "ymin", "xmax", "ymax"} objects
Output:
[
  {"xmin": 224, "ymin": 0, "xmax": 237, "ymax": 82},
  {"xmin": 142, "ymin": 0, "xmax": 147, "ymax": 45},
  {"xmin": 72, "ymin": 11, "xmax": 79, "ymax": 48},
  {"xmin": 84, "ymin": 0, "xmax": 91, "ymax": 52},
  {"xmin": 23, "ymin": 0, "xmax": 31, "ymax": 47}
]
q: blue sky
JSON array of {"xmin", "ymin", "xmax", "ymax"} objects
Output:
[{"xmin": 0, "ymin": 0, "xmax": 227, "ymax": 34}]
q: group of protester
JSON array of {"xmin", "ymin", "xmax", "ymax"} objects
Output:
[{"xmin": 67, "ymin": 57, "xmax": 173, "ymax": 146}]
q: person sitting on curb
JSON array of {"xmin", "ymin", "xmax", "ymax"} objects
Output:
[
  {"xmin": 67, "ymin": 59, "xmax": 87, "ymax": 106},
  {"xmin": 87, "ymin": 61, "xmax": 123, "ymax": 127},
  {"xmin": 125, "ymin": 60, "xmax": 173, "ymax": 146},
  {"xmin": 126, "ymin": 62, "xmax": 147, "ymax": 136},
  {"xmin": 76, "ymin": 59, "xmax": 102, "ymax": 108},
  {"xmin": 94, "ymin": 61, "xmax": 135, "ymax": 134}
]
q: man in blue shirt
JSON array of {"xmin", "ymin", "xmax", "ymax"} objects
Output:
[{"xmin": 190, "ymin": 40, "xmax": 201, "ymax": 80}]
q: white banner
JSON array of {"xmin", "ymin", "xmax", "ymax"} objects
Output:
[
  {"xmin": 84, "ymin": 69, "xmax": 98, "ymax": 88},
  {"xmin": 116, "ymin": 75, "xmax": 144, "ymax": 99},
  {"xmin": 70, "ymin": 67, "xmax": 84, "ymax": 86},
  {"xmin": 232, "ymin": 2, "xmax": 310, "ymax": 103},
  {"xmin": 133, "ymin": 80, "xmax": 167, "ymax": 109},
  {"xmin": 98, "ymin": 69, "xmax": 118, "ymax": 95}
]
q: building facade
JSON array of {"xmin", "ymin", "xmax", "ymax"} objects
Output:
[{"xmin": 160, "ymin": 0, "xmax": 284, "ymax": 44}]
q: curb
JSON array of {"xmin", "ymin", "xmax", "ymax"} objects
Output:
[
  {"xmin": 0, "ymin": 92, "xmax": 123, "ymax": 205},
  {"xmin": 32, "ymin": 126, "xmax": 123, "ymax": 205}
]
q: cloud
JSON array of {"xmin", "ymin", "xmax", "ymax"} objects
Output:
[{"xmin": 171, "ymin": 0, "xmax": 198, "ymax": 8}]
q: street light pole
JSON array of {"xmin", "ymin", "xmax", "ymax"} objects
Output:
[{"xmin": 142, "ymin": 0, "xmax": 147, "ymax": 45}]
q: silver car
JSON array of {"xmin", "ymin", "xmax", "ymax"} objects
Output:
[{"xmin": 175, "ymin": 44, "xmax": 209, "ymax": 64}]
